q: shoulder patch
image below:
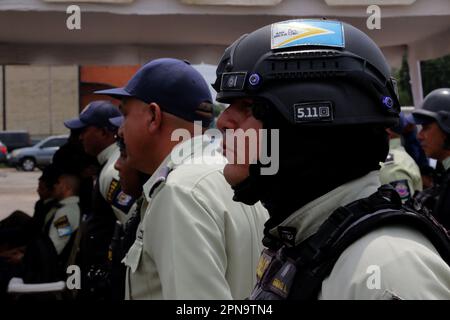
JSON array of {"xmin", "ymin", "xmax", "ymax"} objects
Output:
[
  {"xmin": 389, "ymin": 179, "xmax": 411, "ymax": 202},
  {"xmin": 106, "ymin": 178, "xmax": 135, "ymax": 213},
  {"xmin": 53, "ymin": 215, "xmax": 73, "ymax": 238},
  {"xmin": 384, "ymin": 153, "xmax": 395, "ymax": 164},
  {"xmin": 112, "ymin": 190, "xmax": 135, "ymax": 214}
]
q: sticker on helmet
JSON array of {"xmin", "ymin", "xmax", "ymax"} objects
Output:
[
  {"xmin": 221, "ymin": 72, "xmax": 247, "ymax": 91},
  {"xmin": 271, "ymin": 20, "xmax": 344, "ymax": 50},
  {"xmin": 293, "ymin": 102, "xmax": 334, "ymax": 123}
]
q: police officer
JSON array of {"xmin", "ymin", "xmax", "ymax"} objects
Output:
[
  {"xmin": 412, "ymin": 88, "xmax": 450, "ymax": 230},
  {"xmin": 64, "ymin": 101, "xmax": 134, "ymax": 223},
  {"xmin": 52, "ymin": 128, "xmax": 99, "ymax": 215},
  {"xmin": 214, "ymin": 19, "xmax": 450, "ymax": 299},
  {"xmin": 43, "ymin": 173, "xmax": 81, "ymax": 257},
  {"xmin": 380, "ymin": 113, "xmax": 422, "ymax": 202},
  {"xmin": 109, "ymin": 115, "xmax": 149, "ymax": 253},
  {"xmin": 108, "ymin": 115, "xmax": 149, "ymax": 301},
  {"xmin": 19, "ymin": 170, "xmax": 81, "ymax": 285},
  {"xmin": 64, "ymin": 101, "xmax": 134, "ymax": 299},
  {"xmin": 97, "ymin": 58, "xmax": 268, "ymax": 299}
]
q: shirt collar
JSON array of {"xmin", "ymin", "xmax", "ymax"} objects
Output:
[
  {"xmin": 142, "ymin": 135, "xmax": 218, "ymax": 202},
  {"xmin": 442, "ymin": 157, "xmax": 450, "ymax": 171},
  {"xmin": 389, "ymin": 138, "xmax": 402, "ymax": 149},
  {"xmin": 59, "ymin": 196, "xmax": 80, "ymax": 205},
  {"xmin": 97, "ymin": 143, "xmax": 117, "ymax": 166},
  {"xmin": 269, "ymin": 171, "xmax": 381, "ymax": 245}
]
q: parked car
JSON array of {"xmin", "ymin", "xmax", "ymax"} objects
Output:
[
  {"xmin": 0, "ymin": 140, "xmax": 7, "ymax": 163},
  {"xmin": 7, "ymin": 135, "xmax": 69, "ymax": 171},
  {"xmin": 0, "ymin": 131, "xmax": 32, "ymax": 151}
]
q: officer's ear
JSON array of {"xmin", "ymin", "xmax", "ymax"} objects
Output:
[{"xmin": 146, "ymin": 102, "xmax": 162, "ymax": 133}]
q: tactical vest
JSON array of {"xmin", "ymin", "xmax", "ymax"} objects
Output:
[
  {"xmin": 21, "ymin": 202, "xmax": 80, "ymax": 284},
  {"xmin": 250, "ymin": 185, "xmax": 450, "ymax": 300}
]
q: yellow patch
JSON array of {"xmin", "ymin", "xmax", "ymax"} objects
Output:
[
  {"xmin": 256, "ymin": 253, "xmax": 271, "ymax": 280},
  {"xmin": 106, "ymin": 179, "xmax": 119, "ymax": 203},
  {"xmin": 272, "ymin": 278, "xmax": 288, "ymax": 294}
]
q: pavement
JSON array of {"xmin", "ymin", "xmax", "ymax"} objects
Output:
[{"xmin": 0, "ymin": 167, "xmax": 40, "ymax": 221}]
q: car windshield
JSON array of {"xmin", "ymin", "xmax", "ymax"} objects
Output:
[{"xmin": 38, "ymin": 137, "xmax": 67, "ymax": 148}]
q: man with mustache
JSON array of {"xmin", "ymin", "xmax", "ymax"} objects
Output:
[{"xmin": 97, "ymin": 58, "xmax": 268, "ymax": 299}]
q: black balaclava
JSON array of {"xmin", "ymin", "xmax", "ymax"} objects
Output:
[{"xmin": 231, "ymin": 100, "xmax": 389, "ymax": 230}]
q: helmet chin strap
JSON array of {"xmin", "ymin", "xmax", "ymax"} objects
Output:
[{"xmin": 231, "ymin": 170, "xmax": 262, "ymax": 206}]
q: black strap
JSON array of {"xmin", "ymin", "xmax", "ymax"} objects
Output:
[{"xmin": 287, "ymin": 185, "xmax": 450, "ymax": 300}]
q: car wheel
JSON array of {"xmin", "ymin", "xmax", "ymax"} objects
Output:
[{"xmin": 21, "ymin": 157, "xmax": 36, "ymax": 171}]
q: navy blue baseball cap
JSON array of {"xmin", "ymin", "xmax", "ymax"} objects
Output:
[
  {"xmin": 64, "ymin": 100, "xmax": 122, "ymax": 130},
  {"xmin": 109, "ymin": 116, "xmax": 124, "ymax": 128},
  {"xmin": 95, "ymin": 58, "xmax": 213, "ymax": 127}
]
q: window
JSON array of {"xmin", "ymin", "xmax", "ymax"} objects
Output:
[{"xmin": 41, "ymin": 138, "xmax": 67, "ymax": 148}]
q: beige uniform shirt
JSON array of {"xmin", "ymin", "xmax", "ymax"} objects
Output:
[
  {"xmin": 268, "ymin": 171, "xmax": 450, "ymax": 299},
  {"xmin": 97, "ymin": 143, "xmax": 134, "ymax": 224},
  {"xmin": 124, "ymin": 135, "xmax": 268, "ymax": 300},
  {"xmin": 380, "ymin": 138, "xmax": 423, "ymax": 201},
  {"xmin": 46, "ymin": 196, "xmax": 80, "ymax": 255}
]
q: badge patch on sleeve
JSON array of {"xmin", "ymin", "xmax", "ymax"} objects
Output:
[
  {"xmin": 54, "ymin": 215, "xmax": 73, "ymax": 238},
  {"xmin": 271, "ymin": 20, "xmax": 344, "ymax": 50},
  {"xmin": 107, "ymin": 178, "xmax": 135, "ymax": 213},
  {"xmin": 112, "ymin": 191, "xmax": 134, "ymax": 213},
  {"xmin": 390, "ymin": 179, "xmax": 411, "ymax": 202}
]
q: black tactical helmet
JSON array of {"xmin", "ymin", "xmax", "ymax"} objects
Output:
[
  {"xmin": 412, "ymin": 88, "xmax": 450, "ymax": 134},
  {"xmin": 213, "ymin": 19, "xmax": 400, "ymax": 126}
]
